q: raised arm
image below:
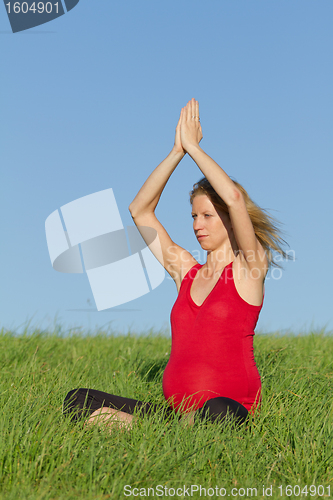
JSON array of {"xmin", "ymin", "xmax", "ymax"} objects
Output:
[
  {"xmin": 180, "ymin": 98, "xmax": 268, "ymax": 276},
  {"xmin": 129, "ymin": 111, "xmax": 197, "ymax": 288},
  {"xmin": 129, "ymin": 111, "xmax": 185, "ymax": 216}
]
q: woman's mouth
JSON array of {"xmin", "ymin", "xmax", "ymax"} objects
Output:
[{"xmin": 197, "ymin": 235, "xmax": 208, "ymax": 240}]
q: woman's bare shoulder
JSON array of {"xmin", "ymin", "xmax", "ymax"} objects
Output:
[
  {"xmin": 231, "ymin": 252, "xmax": 266, "ymax": 306},
  {"xmin": 175, "ymin": 257, "xmax": 199, "ymax": 293}
]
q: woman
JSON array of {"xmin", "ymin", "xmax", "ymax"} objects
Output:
[{"xmin": 64, "ymin": 99, "xmax": 288, "ymax": 429}]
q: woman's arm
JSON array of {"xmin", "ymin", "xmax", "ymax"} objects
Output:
[
  {"xmin": 129, "ymin": 111, "xmax": 185, "ymax": 217},
  {"xmin": 129, "ymin": 110, "xmax": 197, "ymax": 287},
  {"xmin": 180, "ymin": 99, "xmax": 239, "ymax": 206},
  {"xmin": 180, "ymin": 99, "xmax": 268, "ymax": 275},
  {"xmin": 128, "ymin": 149, "xmax": 183, "ymax": 217}
]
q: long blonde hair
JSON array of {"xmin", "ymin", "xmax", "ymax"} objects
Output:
[{"xmin": 189, "ymin": 177, "xmax": 291, "ymax": 268}]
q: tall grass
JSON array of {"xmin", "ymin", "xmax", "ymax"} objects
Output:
[{"xmin": 0, "ymin": 328, "xmax": 332, "ymax": 499}]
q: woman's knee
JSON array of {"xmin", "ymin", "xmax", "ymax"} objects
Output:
[
  {"xmin": 64, "ymin": 388, "xmax": 86, "ymax": 406},
  {"xmin": 63, "ymin": 388, "xmax": 90, "ymax": 421},
  {"xmin": 195, "ymin": 397, "xmax": 248, "ymax": 425}
]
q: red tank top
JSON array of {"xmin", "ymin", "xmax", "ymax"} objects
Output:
[{"xmin": 162, "ymin": 261, "xmax": 263, "ymax": 414}]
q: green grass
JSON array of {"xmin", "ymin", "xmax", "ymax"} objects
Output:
[{"xmin": 0, "ymin": 327, "xmax": 332, "ymax": 499}]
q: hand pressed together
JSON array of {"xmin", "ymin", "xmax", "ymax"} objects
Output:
[{"xmin": 173, "ymin": 98, "xmax": 203, "ymax": 154}]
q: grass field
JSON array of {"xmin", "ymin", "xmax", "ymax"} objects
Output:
[{"xmin": 0, "ymin": 327, "xmax": 332, "ymax": 499}]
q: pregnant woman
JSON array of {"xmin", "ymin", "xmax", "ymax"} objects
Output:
[{"xmin": 64, "ymin": 99, "xmax": 288, "ymax": 428}]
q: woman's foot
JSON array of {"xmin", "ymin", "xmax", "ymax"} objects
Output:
[
  {"xmin": 85, "ymin": 407, "xmax": 134, "ymax": 431},
  {"xmin": 180, "ymin": 410, "xmax": 195, "ymax": 426}
]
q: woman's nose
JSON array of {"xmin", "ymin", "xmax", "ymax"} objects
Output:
[{"xmin": 193, "ymin": 217, "xmax": 204, "ymax": 230}]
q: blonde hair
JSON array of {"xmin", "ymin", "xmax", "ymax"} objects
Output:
[{"xmin": 189, "ymin": 177, "xmax": 291, "ymax": 268}]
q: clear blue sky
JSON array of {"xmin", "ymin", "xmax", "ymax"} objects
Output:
[{"xmin": 1, "ymin": 0, "xmax": 332, "ymax": 336}]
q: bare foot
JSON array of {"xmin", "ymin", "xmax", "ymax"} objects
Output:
[
  {"xmin": 180, "ymin": 410, "xmax": 195, "ymax": 426},
  {"xmin": 85, "ymin": 407, "xmax": 134, "ymax": 432}
]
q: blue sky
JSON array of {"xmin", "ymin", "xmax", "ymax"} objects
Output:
[{"xmin": 1, "ymin": 0, "xmax": 332, "ymax": 336}]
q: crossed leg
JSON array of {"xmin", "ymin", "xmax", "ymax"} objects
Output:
[
  {"xmin": 86, "ymin": 406, "xmax": 134, "ymax": 431},
  {"xmin": 63, "ymin": 388, "xmax": 249, "ymax": 430},
  {"xmin": 63, "ymin": 388, "xmax": 174, "ymax": 431}
]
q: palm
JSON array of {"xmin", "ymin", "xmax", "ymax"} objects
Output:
[
  {"xmin": 174, "ymin": 113, "xmax": 185, "ymax": 154},
  {"xmin": 180, "ymin": 99, "xmax": 203, "ymax": 151}
]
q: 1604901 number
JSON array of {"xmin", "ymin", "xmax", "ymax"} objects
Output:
[
  {"xmin": 278, "ymin": 485, "xmax": 331, "ymax": 496},
  {"xmin": 5, "ymin": 2, "xmax": 59, "ymax": 14}
]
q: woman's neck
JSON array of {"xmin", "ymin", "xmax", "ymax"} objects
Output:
[{"xmin": 204, "ymin": 248, "xmax": 236, "ymax": 276}]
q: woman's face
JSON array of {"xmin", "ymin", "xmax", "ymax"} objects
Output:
[{"xmin": 191, "ymin": 195, "xmax": 232, "ymax": 251}]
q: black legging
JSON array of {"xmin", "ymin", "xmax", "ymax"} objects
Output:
[{"xmin": 63, "ymin": 388, "xmax": 248, "ymax": 425}]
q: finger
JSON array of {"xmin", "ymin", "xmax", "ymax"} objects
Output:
[
  {"xmin": 184, "ymin": 102, "xmax": 188, "ymax": 121},
  {"xmin": 194, "ymin": 101, "xmax": 200, "ymax": 121},
  {"xmin": 176, "ymin": 109, "xmax": 182, "ymax": 127},
  {"xmin": 191, "ymin": 98, "xmax": 195, "ymax": 120},
  {"xmin": 186, "ymin": 102, "xmax": 191, "ymax": 122}
]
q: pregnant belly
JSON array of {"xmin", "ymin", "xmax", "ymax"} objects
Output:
[{"xmin": 162, "ymin": 359, "xmax": 261, "ymax": 413}]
